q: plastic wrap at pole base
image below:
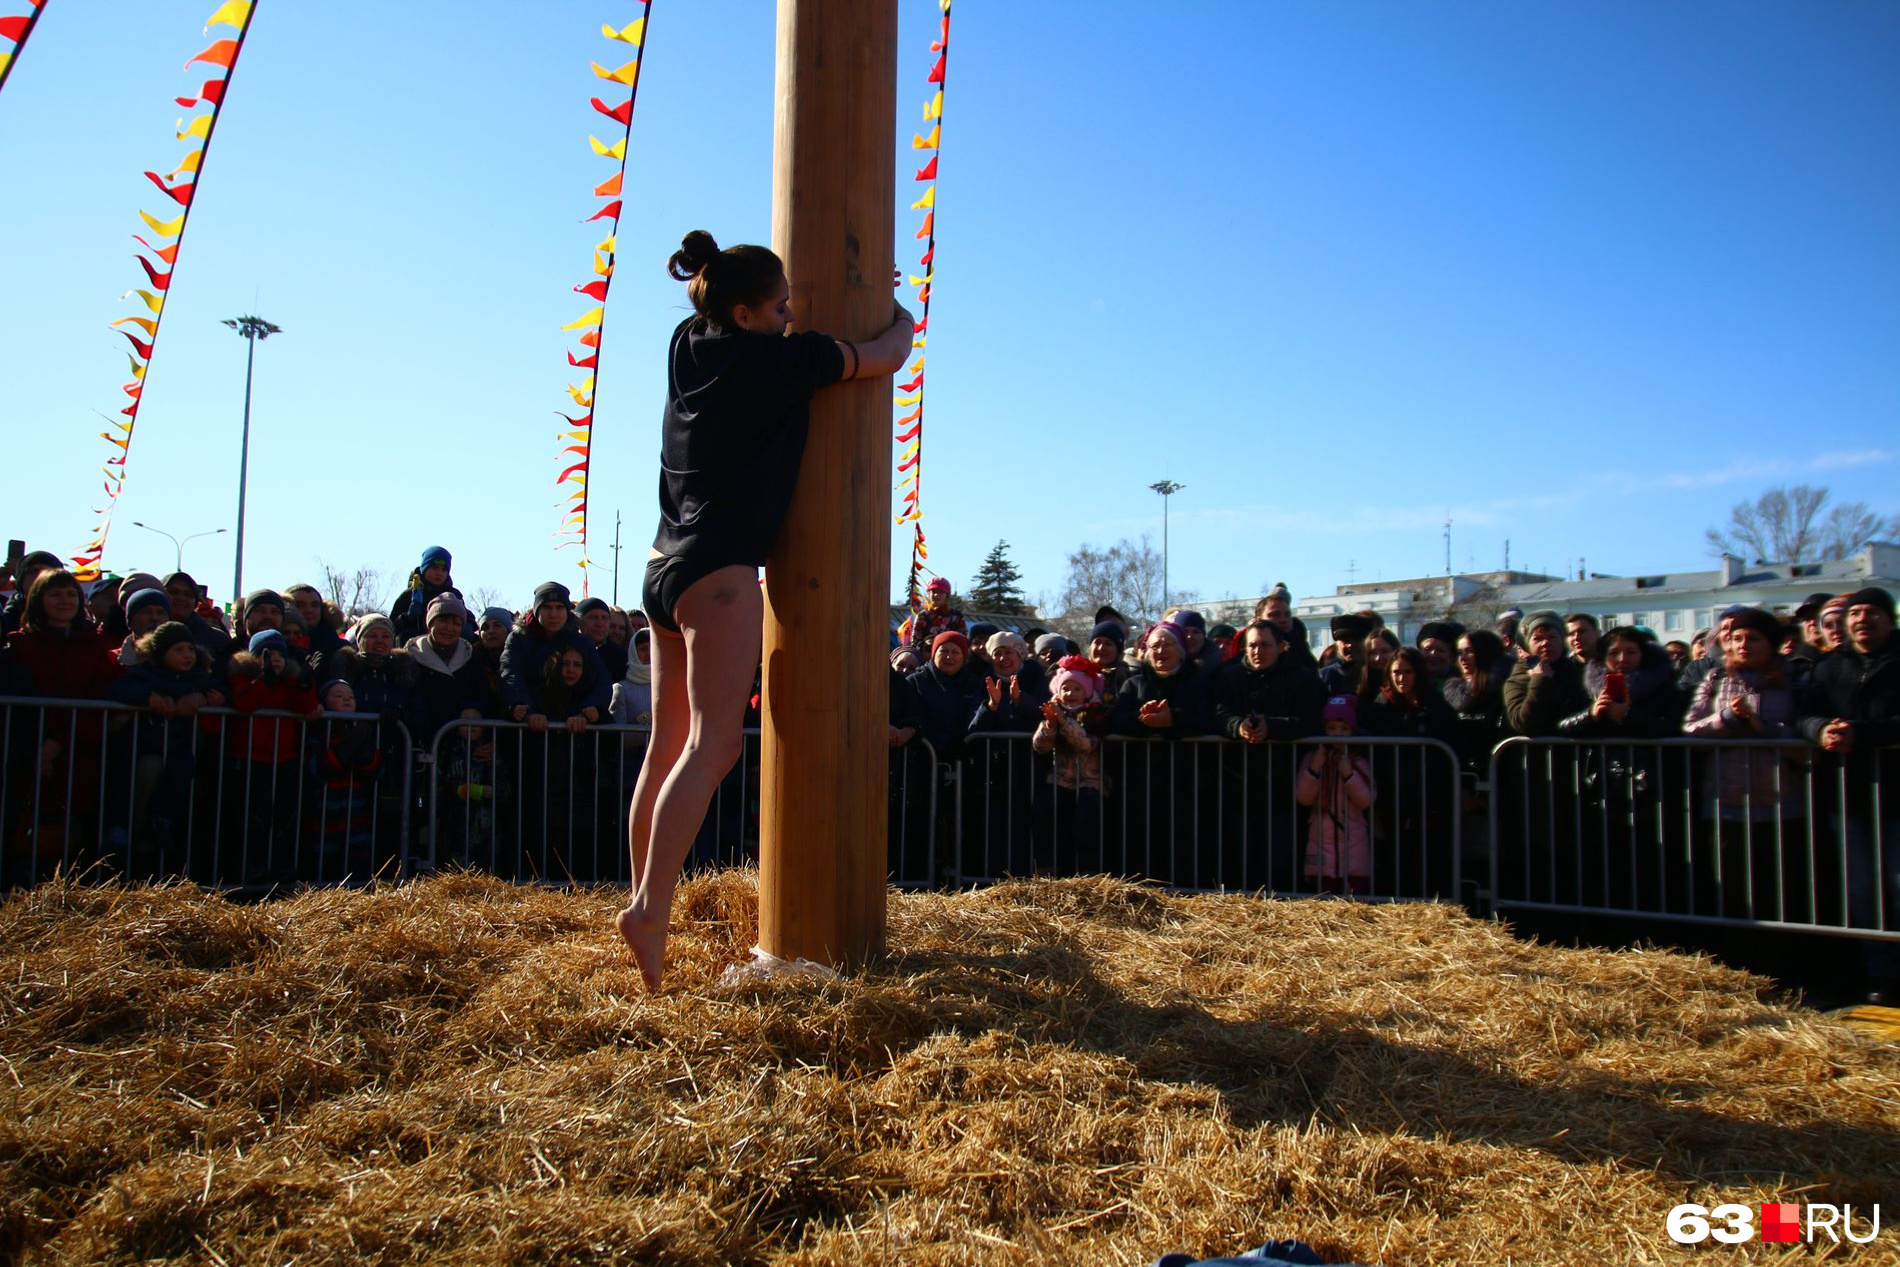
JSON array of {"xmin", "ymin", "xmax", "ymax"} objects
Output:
[{"xmin": 717, "ymin": 945, "xmax": 844, "ymax": 990}]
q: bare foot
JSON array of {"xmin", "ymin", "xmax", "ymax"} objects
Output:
[{"xmin": 614, "ymin": 904, "xmax": 668, "ymax": 992}]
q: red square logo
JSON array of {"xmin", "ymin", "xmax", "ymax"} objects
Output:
[{"xmin": 1760, "ymin": 1203, "xmax": 1801, "ymax": 1244}]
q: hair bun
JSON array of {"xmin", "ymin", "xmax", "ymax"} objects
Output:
[{"xmin": 667, "ymin": 229, "xmax": 720, "ymax": 281}]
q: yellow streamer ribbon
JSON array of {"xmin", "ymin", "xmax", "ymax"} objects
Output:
[
  {"xmin": 593, "ymin": 250, "xmax": 612, "ymax": 277},
  {"xmin": 139, "ymin": 209, "xmax": 186, "ymax": 238},
  {"xmin": 567, "ymin": 386, "xmax": 594, "ymax": 409},
  {"xmin": 923, "ymin": 91, "xmax": 943, "ymax": 121},
  {"xmin": 111, "ymin": 316, "xmax": 159, "ymax": 337},
  {"xmin": 913, "ymin": 124, "xmax": 940, "ymax": 150},
  {"xmin": 910, "ymin": 187, "xmax": 936, "ymax": 211},
  {"xmin": 205, "ymin": 0, "xmax": 251, "ymax": 32},
  {"xmin": 591, "ymin": 58, "xmax": 641, "ymax": 87},
  {"xmin": 175, "ymin": 114, "xmax": 213, "ymax": 142},
  {"xmin": 123, "ymin": 289, "xmax": 166, "ymax": 313},
  {"xmin": 561, "ymin": 306, "xmax": 604, "ymax": 331},
  {"xmin": 588, "ymin": 135, "xmax": 627, "ymax": 159},
  {"xmin": 168, "ymin": 149, "xmax": 205, "ymax": 180},
  {"xmin": 894, "ymin": 393, "xmax": 922, "ymax": 407},
  {"xmin": 602, "ymin": 18, "xmax": 645, "ymax": 45}
]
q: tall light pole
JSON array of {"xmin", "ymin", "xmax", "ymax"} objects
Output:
[
  {"xmin": 222, "ymin": 314, "xmax": 281, "ymax": 603},
  {"xmin": 1149, "ymin": 479, "xmax": 1185, "ymax": 608},
  {"xmin": 131, "ymin": 521, "xmax": 228, "ymax": 575}
]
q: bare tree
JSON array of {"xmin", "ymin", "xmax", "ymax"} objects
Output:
[
  {"xmin": 1055, "ymin": 533, "xmax": 1166, "ymax": 631},
  {"xmin": 317, "ymin": 559, "xmax": 391, "ymax": 619},
  {"xmin": 468, "ymin": 585, "xmax": 508, "ymax": 615},
  {"xmin": 1705, "ymin": 484, "xmax": 1898, "ymax": 563}
]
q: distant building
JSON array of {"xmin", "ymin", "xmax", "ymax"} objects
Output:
[{"xmin": 1191, "ymin": 543, "xmax": 1900, "ymax": 652}]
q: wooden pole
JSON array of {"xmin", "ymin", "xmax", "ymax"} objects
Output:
[{"xmin": 759, "ymin": 0, "xmax": 897, "ymax": 968}]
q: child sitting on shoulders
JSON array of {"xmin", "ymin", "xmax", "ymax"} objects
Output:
[{"xmin": 1296, "ymin": 695, "xmax": 1375, "ymax": 895}]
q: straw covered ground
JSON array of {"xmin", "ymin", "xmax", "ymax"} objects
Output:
[{"xmin": 2, "ymin": 872, "xmax": 1896, "ymax": 1266}]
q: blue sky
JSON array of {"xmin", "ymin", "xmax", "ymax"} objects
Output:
[{"xmin": 2, "ymin": 1, "xmax": 1896, "ymax": 617}]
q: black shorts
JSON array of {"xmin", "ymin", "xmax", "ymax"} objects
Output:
[{"xmin": 641, "ymin": 554, "xmax": 747, "ymax": 633}]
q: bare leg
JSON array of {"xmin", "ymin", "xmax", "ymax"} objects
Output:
[
  {"xmin": 615, "ymin": 565, "xmax": 761, "ymax": 989},
  {"xmin": 624, "ymin": 623, "xmax": 689, "ymax": 893}
]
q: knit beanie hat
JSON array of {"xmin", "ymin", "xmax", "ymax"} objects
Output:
[
  {"xmin": 121, "ymin": 571, "xmax": 164, "ymax": 599},
  {"xmin": 986, "ymin": 630, "xmax": 1029, "ymax": 659},
  {"xmin": 248, "ymin": 629, "xmax": 288, "ymax": 656},
  {"xmin": 318, "ymin": 679, "xmax": 354, "ymax": 708},
  {"xmin": 968, "ymin": 621, "xmax": 999, "ymax": 648},
  {"xmin": 20, "ymin": 549, "xmax": 62, "ymax": 574},
  {"xmin": 1321, "ymin": 694, "xmax": 1359, "ymax": 732},
  {"xmin": 243, "ymin": 588, "xmax": 285, "ymax": 615},
  {"xmin": 1821, "ymin": 593, "xmax": 1852, "ymax": 617},
  {"xmin": 1518, "ymin": 610, "xmax": 1563, "ymax": 651},
  {"xmin": 930, "ymin": 630, "xmax": 970, "ymax": 660},
  {"xmin": 426, "ymin": 593, "xmax": 469, "ymax": 627},
  {"xmin": 531, "ymin": 581, "xmax": 571, "ymax": 610},
  {"xmin": 163, "ymin": 570, "xmax": 198, "ymax": 592},
  {"xmin": 148, "ymin": 621, "xmax": 196, "ymax": 662},
  {"xmin": 1034, "ymin": 632, "xmax": 1068, "ymax": 656},
  {"xmin": 1725, "ymin": 607, "xmax": 1784, "ymax": 643},
  {"xmin": 480, "ymin": 606, "xmax": 515, "ymax": 630},
  {"xmin": 576, "ymin": 596, "xmax": 609, "ymax": 617},
  {"xmin": 1048, "ymin": 654, "xmax": 1104, "ymax": 702},
  {"xmin": 1173, "ymin": 609, "xmax": 1207, "ymax": 633},
  {"xmin": 1847, "ymin": 587, "xmax": 1896, "ymax": 620},
  {"xmin": 352, "ymin": 614, "xmax": 395, "ymax": 645},
  {"xmin": 1088, "ymin": 620, "xmax": 1126, "ymax": 651},
  {"xmin": 1148, "ymin": 620, "xmax": 1186, "ymax": 651},
  {"xmin": 1267, "ymin": 582, "xmax": 1292, "ymax": 604},
  {"xmin": 420, "ymin": 545, "xmax": 451, "ymax": 571},
  {"xmin": 125, "ymin": 588, "xmax": 171, "ymax": 622},
  {"xmin": 926, "ymin": 576, "xmax": 951, "ymax": 594}
]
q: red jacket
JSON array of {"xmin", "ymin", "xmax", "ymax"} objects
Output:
[
  {"xmin": 5, "ymin": 623, "xmax": 123, "ymax": 700},
  {"xmin": 226, "ymin": 672, "xmax": 319, "ymax": 764}
]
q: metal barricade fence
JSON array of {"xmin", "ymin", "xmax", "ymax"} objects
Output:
[
  {"xmin": 1488, "ymin": 736, "xmax": 1897, "ymax": 941},
  {"xmin": 0, "ymin": 695, "xmax": 413, "ymax": 893},
  {"xmin": 954, "ymin": 733, "xmax": 1465, "ymax": 900},
  {"xmin": 422, "ymin": 720, "xmax": 941, "ymax": 889}
]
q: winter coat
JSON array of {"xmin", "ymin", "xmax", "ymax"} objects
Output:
[
  {"xmin": 905, "ymin": 661, "xmax": 985, "ymax": 755},
  {"xmin": 1440, "ymin": 675, "xmax": 1506, "ymax": 776},
  {"xmin": 611, "ymin": 677, "xmax": 653, "ymax": 726},
  {"xmin": 968, "ymin": 658, "xmax": 1051, "ymax": 734},
  {"xmin": 1501, "ymin": 656, "xmax": 1591, "ymax": 738},
  {"xmin": 905, "ymin": 606, "xmax": 967, "ymax": 656},
  {"xmin": 328, "ymin": 646, "xmax": 427, "ymax": 743},
  {"xmin": 499, "ymin": 619, "xmax": 610, "ymax": 716},
  {"xmin": 108, "ymin": 661, "xmax": 220, "ymax": 756},
  {"xmin": 6, "ymin": 622, "xmax": 122, "ymax": 702},
  {"xmin": 1799, "ymin": 641, "xmax": 1900, "ymax": 752},
  {"xmin": 1361, "ymin": 688, "xmax": 1460, "ymax": 747},
  {"xmin": 888, "ymin": 667, "xmax": 924, "ymax": 737},
  {"xmin": 1682, "ymin": 665, "xmax": 1801, "ymax": 819},
  {"xmin": 1554, "ymin": 648, "xmax": 1684, "ymax": 738},
  {"xmin": 391, "ymin": 575, "xmax": 472, "ymax": 644},
  {"xmin": 1031, "ymin": 700, "xmax": 1110, "ymax": 793},
  {"xmin": 1110, "ymin": 657, "xmax": 1214, "ymax": 739},
  {"xmin": 1212, "ymin": 656, "xmax": 1326, "ymax": 742},
  {"xmin": 591, "ymin": 637, "xmax": 630, "ymax": 687},
  {"xmin": 1296, "ymin": 748, "xmax": 1375, "ymax": 879},
  {"xmin": 404, "ymin": 635, "xmax": 493, "ymax": 739},
  {"xmin": 225, "ymin": 653, "xmax": 319, "ymax": 764}
]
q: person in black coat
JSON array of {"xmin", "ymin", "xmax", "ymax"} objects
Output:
[
  {"xmin": 1213, "ymin": 620, "xmax": 1326, "ymax": 743},
  {"xmin": 1799, "ymin": 587, "xmax": 1900, "ymax": 998},
  {"xmin": 1361, "ymin": 647, "xmax": 1461, "ymax": 897},
  {"xmin": 1257, "ymin": 583, "xmax": 1317, "ymax": 671},
  {"xmin": 905, "ymin": 630, "xmax": 984, "ymax": 758},
  {"xmin": 968, "ymin": 631, "xmax": 1051, "ymax": 735},
  {"xmin": 499, "ymin": 582, "xmax": 609, "ymax": 726},
  {"xmin": 578, "ymin": 597, "xmax": 631, "ymax": 685},
  {"xmin": 1210, "ymin": 619, "xmax": 1324, "ymax": 891},
  {"xmin": 390, "ymin": 546, "xmax": 472, "ymax": 644},
  {"xmin": 404, "ymin": 593, "xmax": 494, "ymax": 741},
  {"xmin": 1112, "ymin": 621, "xmax": 1213, "ymax": 740}
]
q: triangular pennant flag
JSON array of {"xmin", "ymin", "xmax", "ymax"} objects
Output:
[
  {"xmin": 118, "ymin": 329, "xmax": 154, "ymax": 360},
  {"xmin": 132, "ymin": 236, "xmax": 181, "ymax": 264},
  {"xmin": 927, "ymin": 53, "xmax": 946, "ymax": 83},
  {"xmin": 924, "ymin": 90, "xmax": 943, "ymax": 121},
  {"xmin": 910, "ymin": 186, "xmax": 935, "ymax": 211},
  {"xmin": 593, "ymin": 250, "xmax": 612, "ymax": 277},
  {"xmin": 898, "ymin": 372, "xmax": 923, "ymax": 393},
  {"xmin": 567, "ymin": 352, "xmax": 598, "ymax": 369},
  {"xmin": 585, "ymin": 199, "xmax": 623, "ymax": 223},
  {"xmin": 167, "ymin": 148, "xmax": 205, "ymax": 180},
  {"xmin": 915, "ymin": 212, "xmax": 933, "ymax": 239},
  {"xmin": 594, "ymin": 172, "xmax": 623, "ymax": 197},
  {"xmin": 931, "ymin": 14, "xmax": 950, "ymax": 50},
  {"xmin": 184, "ymin": 38, "xmax": 239, "ymax": 71},
  {"xmin": 590, "ymin": 58, "xmax": 641, "ymax": 87},
  {"xmin": 588, "ymin": 135, "xmax": 628, "ymax": 159},
  {"xmin": 894, "ymin": 392, "xmax": 922, "ymax": 407},
  {"xmin": 918, "ymin": 245, "xmax": 934, "ymax": 266},
  {"xmin": 579, "ymin": 330, "xmax": 601, "ymax": 348},
  {"xmin": 907, "ymin": 356, "xmax": 925, "ymax": 373},
  {"xmin": 142, "ymin": 172, "xmax": 195, "ymax": 206},
  {"xmin": 175, "ymin": 113, "xmax": 214, "ymax": 141},
  {"xmin": 0, "ymin": 16, "xmax": 28, "ymax": 40},
  {"xmin": 602, "ymin": 17, "xmax": 646, "ymax": 45},
  {"xmin": 895, "ymin": 406, "xmax": 922, "ymax": 425},
  {"xmin": 138, "ymin": 209, "xmax": 186, "ymax": 237},
  {"xmin": 124, "ymin": 288, "xmax": 166, "ymax": 313},
  {"xmin": 566, "ymin": 385, "xmax": 594, "ymax": 408},
  {"xmin": 110, "ymin": 316, "xmax": 159, "ymax": 337},
  {"xmin": 596, "ymin": 233, "xmax": 616, "ymax": 253},
  {"xmin": 907, "ymin": 272, "xmax": 933, "ymax": 287},
  {"xmin": 204, "ymin": 0, "xmax": 252, "ymax": 33},
  {"xmin": 912, "ymin": 124, "xmax": 940, "ymax": 150},
  {"xmin": 174, "ymin": 78, "xmax": 227, "ymax": 108},
  {"xmin": 913, "ymin": 314, "xmax": 929, "ymax": 332},
  {"xmin": 895, "ymin": 423, "xmax": 922, "ymax": 443},
  {"xmin": 915, "ymin": 155, "xmax": 937, "ymax": 181},
  {"xmin": 561, "ymin": 306, "xmax": 604, "ymax": 331},
  {"xmin": 590, "ymin": 96, "xmax": 634, "ymax": 126},
  {"xmin": 133, "ymin": 256, "xmax": 172, "ymax": 290},
  {"xmin": 573, "ymin": 280, "xmax": 608, "ymax": 301}
]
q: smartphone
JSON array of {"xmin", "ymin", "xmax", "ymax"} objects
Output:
[{"xmin": 1605, "ymin": 671, "xmax": 1627, "ymax": 703}]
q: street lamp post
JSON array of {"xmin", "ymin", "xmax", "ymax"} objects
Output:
[
  {"xmin": 222, "ymin": 314, "xmax": 281, "ymax": 603},
  {"xmin": 131, "ymin": 521, "xmax": 228, "ymax": 575},
  {"xmin": 1149, "ymin": 479, "xmax": 1185, "ymax": 608}
]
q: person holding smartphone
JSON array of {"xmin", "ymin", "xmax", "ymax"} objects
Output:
[
  {"xmin": 1557, "ymin": 626, "xmax": 1683, "ymax": 737},
  {"xmin": 1501, "ymin": 610, "xmax": 1590, "ymax": 737}
]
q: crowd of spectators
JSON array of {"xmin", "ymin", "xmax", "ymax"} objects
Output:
[{"xmin": 2, "ymin": 545, "xmax": 1895, "ymax": 994}]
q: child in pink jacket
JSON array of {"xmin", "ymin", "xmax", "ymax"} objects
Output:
[{"xmin": 1297, "ymin": 695, "xmax": 1376, "ymax": 894}]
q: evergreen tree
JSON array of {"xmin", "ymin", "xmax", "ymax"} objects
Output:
[{"xmin": 968, "ymin": 540, "xmax": 1029, "ymax": 615}]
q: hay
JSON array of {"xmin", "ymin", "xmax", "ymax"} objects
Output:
[{"xmin": 2, "ymin": 871, "xmax": 1895, "ymax": 1265}]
